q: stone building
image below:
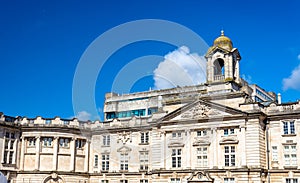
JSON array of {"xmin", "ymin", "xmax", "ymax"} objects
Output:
[{"xmin": 1, "ymin": 32, "xmax": 299, "ymax": 183}]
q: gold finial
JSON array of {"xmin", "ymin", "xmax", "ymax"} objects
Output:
[{"xmin": 221, "ymin": 30, "xmax": 224, "ymax": 36}]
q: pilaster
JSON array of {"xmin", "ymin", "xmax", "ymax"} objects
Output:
[
  {"xmin": 70, "ymin": 138, "xmax": 76, "ymax": 171},
  {"xmin": 35, "ymin": 136, "xmax": 40, "ymax": 170},
  {"xmin": 84, "ymin": 140, "xmax": 90, "ymax": 172},
  {"xmin": 20, "ymin": 136, "xmax": 25, "ymax": 170},
  {"xmin": 52, "ymin": 136, "xmax": 59, "ymax": 171}
]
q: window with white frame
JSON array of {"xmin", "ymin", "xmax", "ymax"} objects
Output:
[
  {"xmin": 102, "ymin": 154, "xmax": 109, "ymax": 171},
  {"xmin": 139, "ymin": 151, "xmax": 149, "ymax": 170},
  {"xmin": 42, "ymin": 137, "xmax": 53, "ymax": 147},
  {"xmin": 224, "ymin": 146, "xmax": 235, "ymax": 166},
  {"xmin": 272, "ymin": 146, "xmax": 278, "ymax": 161},
  {"xmin": 75, "ymin": 139, "xmax": 85, "ymax": 149},
  {"xmin": 172, "ymin": 132, "xmax": 182, "ymax": 138},
  {"xmin": 286, "ymin": 178, "xmax": 298, "ymax": 183},
  {"xmin": 197, "ymin": 130, "xmax": 207, "ymax": 137},
  {"xmin": 140, "ymin": 180, "xmax": 148, "ymax": 183},
  {"xmin": 59, "ymin": 138, "xmax": 70, "ymax": 148},
  {"xmin": 141, "ymin": 132, "xmax": 149, "ymax": 144},
  {"xmin": 284, "ymin": 145, "xmax": 297, "ymax": 166},
  {"xmin": 94, "ymin": 154, "xmax": 99, "ymax": 167},
  {"xmin": 283, "ymin": 121, "xmax": 295, "ymax": 134},
  {"xmin": 197, "ymin": 147, "xmax": 208, "ymax": 167},
  {"xmin": 224, "ymin": 128, "xmax": 235, "ymax": 136},
  {"xmin": 2, "ymin": 131, "xmax": 16, "ymax": 164},
  {"xmin": 120, "ymin": 153, "xmax": 129, "ymax": 171},
  {"xmin": 172, "ymin": 149, "xmax": 181, "ymax": 168},
  {"xmin": 120, "ymin": 180, "xmax": 128, "ymax": 183},
  {"xmin": 224, "ymin": 178, "xmax": 235, "ymax": 183},
  {"xmin": 101, "ymin": 180, "xmax": 109, "ymax": 183},
  {"xmin": 103, "ymin": 135, "xmax": 110, "ymax": 146},
  {"xmin": 27, "ymin": 137, "xmax": 36, "ymax": 147},
  {"xmin": 170, "ymin": 178, "xmax": 181, "ymax": 183}
]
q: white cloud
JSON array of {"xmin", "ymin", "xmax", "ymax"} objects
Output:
[
  {"xmin": 297, "ymin": 54, "xmax": 300, "ymax": 60},
  {"xmin": 75, "ymin": 111, "xmax": 92, "ymax": 121},
  {"xmin": 153, "ymin": 46, "xmax": 206, "ymax": 90},
  {"xmin": 283, "ymin": 64, "xmax": 300, "ymax": 91}
]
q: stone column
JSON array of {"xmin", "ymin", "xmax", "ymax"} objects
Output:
[
  {"xmin": 235, "ymin": 60, "xmax": 240, "ymax": 81},
  {"xmin": 35, "ymin": 136, "xmax": 40, "ymax": 170},
  {"xmin": 20, "ymin": 137, "xmax": 25, "ymax": 170},
  {"xmin": 1, "ymin": 136, "xmax": 6, "ymax": 163},
  {"xmin": 84, "ymin": 140, "xmax": 90, "ymax": 172},
  {"xmin": 240, "ymin": 125, "xmax": 247, "ymax": 167},
  {"xmin": 212, "ymin": 128, "xmax": 218, "ymax": 168},
  {"xmin": 70, "ymin": 138, "xmax": 76, "ymax": 171},
  {"xmin": 160, "ymin": 131, "xmax": 166, "ymax": 168},
  {"xmin": 186, "ymin": 130, "xmax": 191, "ymax": 168},
  {"xmin": 53, "ymin": 137, "xmax": 59, "ymax": 171}
]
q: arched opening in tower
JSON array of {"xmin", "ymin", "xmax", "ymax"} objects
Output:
[{"xmin": 213, "ymin": 58, "xmax": 225, "ymax": 81}]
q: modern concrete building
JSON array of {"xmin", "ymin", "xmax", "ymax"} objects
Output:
[{"xmin": 1, "ymin": 31, "xmax": 299, "ymax": 183}]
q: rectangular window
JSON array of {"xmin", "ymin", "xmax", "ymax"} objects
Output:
[
  {"xmin": 224, "ymin": 128, "xmax": 234, "ymax": 136},
  {"xmin": 103, "ymin": 135, "xmax": 110, "ymax": 146},
  {"xmin": 102, "ymin": 154, "xmax": 109, "ymax": 171},
  {"xmin": 8, "ymin": 152, "xmax": 13, "ymax": 164},
  {"xmin": 2, "ymin": 131, "xmax": 16, "ymax": 164},
  {"xmin": 120, "ymin": 181, "xmax": 128, "ymax": 183},
  {"xmin": 75, "ymin": 139, "xmax": 85, "ymax": 148},
  {"xmin": 283, "ymin": 121, "xmax": 296, "ymax": 134},
  {"xmin": 286, "ymin": 178, "xmax": 298, "ymax": 183},
  {"xmin": 28, "ymin": 138, "xmax": 36, "ymax": 147},
  {"xmin": 172, "ymin": 149, "xmax": 181, "ymax": 168},
  {"xmin": 3, "ymin": 151, "xmax": 8, "ymax": 163},
  {"xmin": 284, "ymin": 145, "xmax": 297, "ymax": 166},
  {"xmin": 42, "ymin": 137, "xmax": 53, "ymax": 147},
  {"xmin": 140, "ymin": 180, "xmax": 148, "ymax": 183},
  {"xmin": 224, "ymin": 178, "xmax": 235, "ymax": 183},
  {"xmin": 172, "ymin": 132, "xmax": 182, "ymax": 138},
  {"xmin": 224, "ymin": 146, "xmax": 235, "ymax": 166},
  {"xmin": 94, "ymin": 154, "xmax": 98, "ymax": 167},
  {"xmin": 170, "ymin": 178, "xmax": 181, "ymax": 183},
  {"xmin": 4, "ymin": 140, "xmax": 9, "ymax": 149},
  {"xmin": 197, "ymin": 147, "xmax": 208, "ymax": 167},
  {"xmin": 59, "ymin": 138, "xmax": 70, "ymax": 148},
  {"xmin": 101, "ymin": 181, "xmax": 109, "ymax": 183},
  {"xmin": 139, "ymin": 151, "xmax": 149, "ymax": 170},
  {"xmin": 272, "ymin": 146, "xmax": 278, "ymax": 161},
  {"xmin": 120, "ymin": 153, "xmax": 128, "ymax": 171},
  {"xmin": 141, "ymin": 132, "xmax": 149, "ymax": 144},
  {"xmin": 197, "ymin": 130, "xmax": 207, "ymax": 137}
]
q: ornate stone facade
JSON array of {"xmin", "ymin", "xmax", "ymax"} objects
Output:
[{"xmin": 0, "ymin": 32, "xmax": 298, "ymax": 183}]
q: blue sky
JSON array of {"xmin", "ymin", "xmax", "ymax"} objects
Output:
[{"xmin": 1, "ymin": 0, "xmax": 300, "ymax": 120}]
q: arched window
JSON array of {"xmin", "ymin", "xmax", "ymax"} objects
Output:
[{"xmin": 214, "ymin": 58, "xmax": 224, "ymax": 76}]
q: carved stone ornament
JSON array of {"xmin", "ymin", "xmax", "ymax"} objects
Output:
[
  {"xmin": 117, "ymin": 131, "xmax": 131, "ymax": 144},
  {"xmin": 181, "ymin": 103, "xmax": 210, "ymax": 119},
  {"xmin": 187, "ymin": 171, "xmax": 214, "ymax": 182},
  {"xmin": 43, "ymin": 173, "xmax": 64, "ymax": 183}
]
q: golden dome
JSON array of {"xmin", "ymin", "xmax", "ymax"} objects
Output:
[{"xmin": 213, "ymin": 30, "xmax": 233, "ymax": 51}]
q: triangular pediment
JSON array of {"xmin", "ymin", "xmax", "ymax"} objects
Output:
[
  {"xmin": 117, "ymin": 146, "xmax": 132, "ymax": 153},
  {"xmin": 206, "ymin": 46, "xmax": 231, "ymax": 57},
  {"xmin": 187, "ymin": 171, "xmax": 214, "ymax": 182},
  {"xmin": 160, "ymin": 100, "xmax": 245, "ymax": 122}
]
